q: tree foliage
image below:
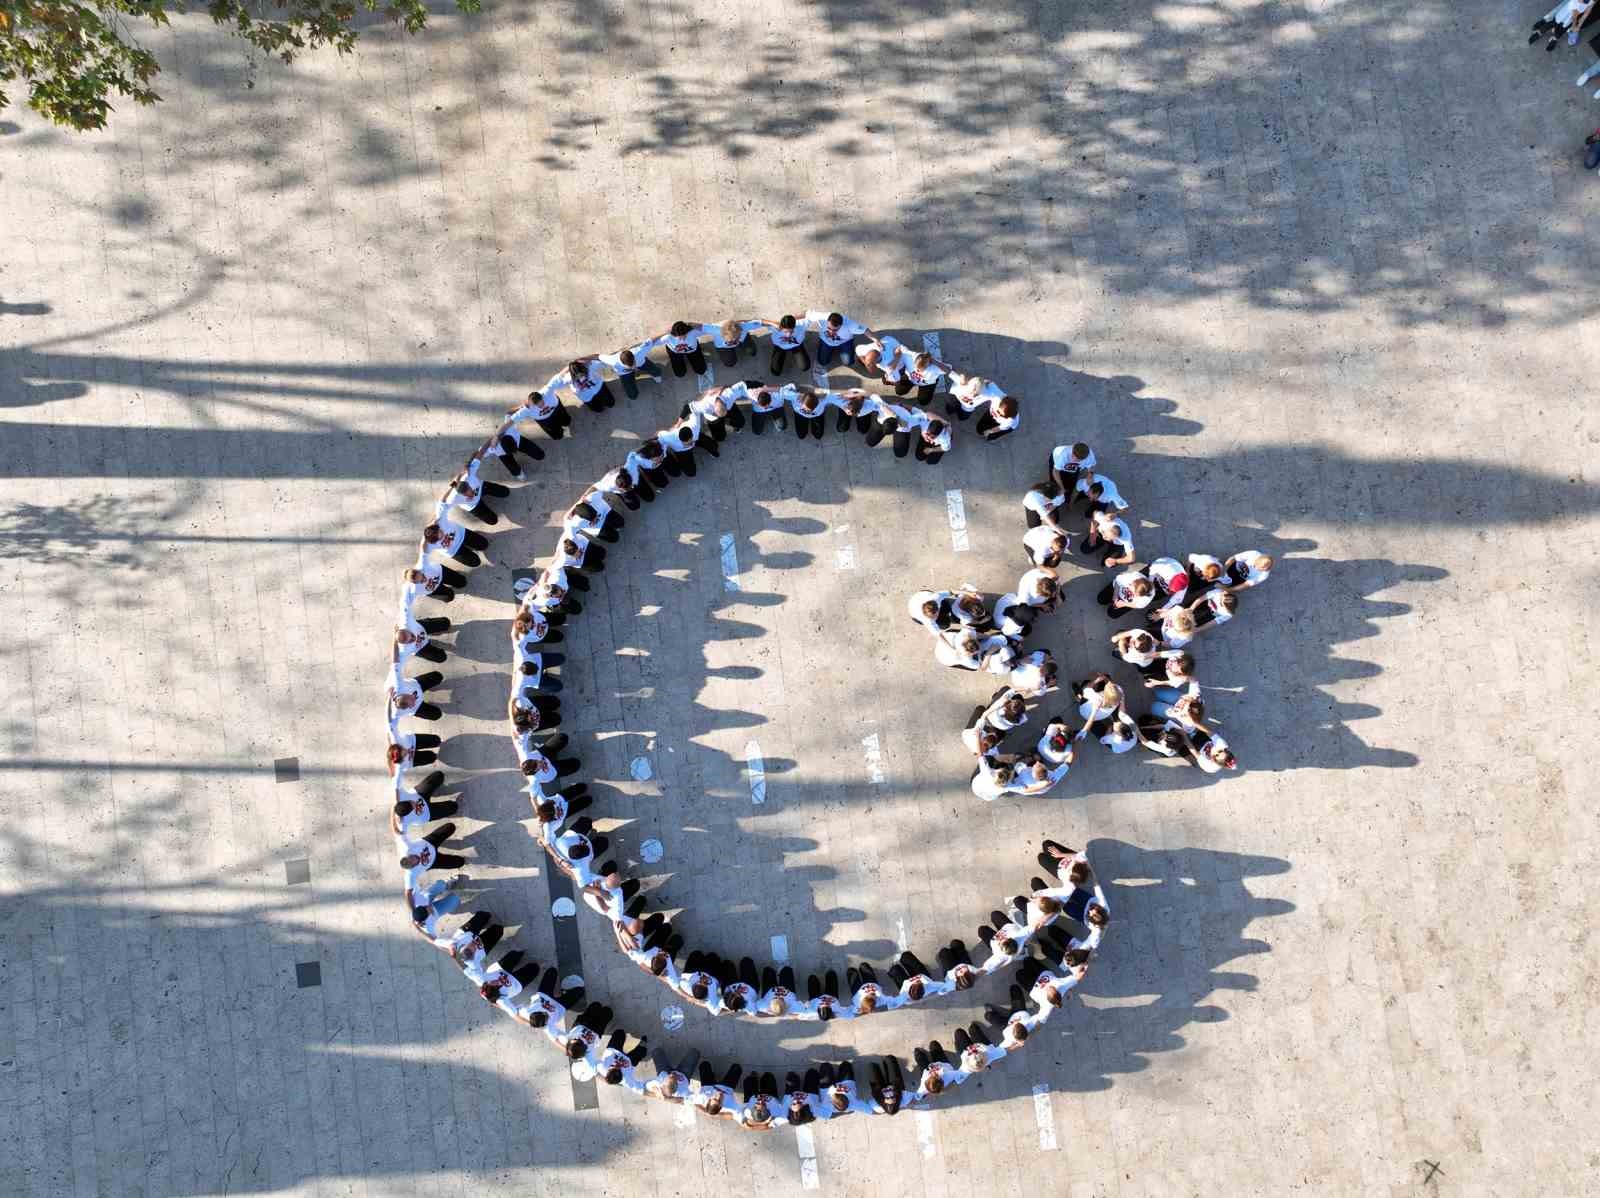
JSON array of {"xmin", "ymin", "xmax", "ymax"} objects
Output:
[{"xmin": 0, "ymin": 0, "xmax": 480, "ymax": 131}]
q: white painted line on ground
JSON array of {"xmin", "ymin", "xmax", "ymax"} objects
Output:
[
  {"xmin": 1032, "ymin": 1082, "xmax": 1059, "ymax": 1150},
  {"xmin": 895, "ymin": 917, "xmax": 910, "ymax": 953},
  {"xmin": 915, "ymin": 1109, "xmax": 937, "ymax": 1158},
  {"xmin": 745, "ymin": 739, "xmax": 766, "ymax": 804},
  {"xmin": 945, "ymin": 490, "xmax": 971, "ymax": 552},
  {"xmin": 861, "ymin": 732, "xmax": 886, "ymax": 784},
  {"xmin": 795, "ymin": 1125, "xmax": 821, "ymax": 1189},
  {"xmin": 833, "ymin": 524, "xmax": 857, "ymax": 571},
  {"xmin": 720, "ymin": 532, "xmax": 741, "ymax": 591},
  {"xmin": 696, "ymin": 365, "xmax": 716, "ymax": 390},
  {"xmin": 770, "ymin": 934, "xmax": 789, "ymax": 962}
]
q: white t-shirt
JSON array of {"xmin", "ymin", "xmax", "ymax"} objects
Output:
[
  {"xmin": 1111, "ymin": 569, "xmax": 1154, "ymax": 609},
  {"xmin": 1023, "ymin": 487, "xmax": 1065, "ymax": 520},
  {"xmin": 947, "ymin": 370, "xmax": 1006, "ymax": 413},
  {"xmin": 1198, "ymin": 586, "xmax": 1234, "ymax": 623},
  {"xmin": 562, "ymin": 362, "xmax": 605, "ymax": 402},
  {"xmin": 1192, "ymin": 732, "xmax": 1230, "ymax": 773},
  {"xmin": 1100, "ymin": 712, "xmax": 1139, "ymax": 754},
  {"xmin": 662, "ymin": 326, "xmax": 712, "ymax": 353},
  {"xmin": 520, "ymin": 386, "xmax": 562, "ymax": 420},
  {"xmin": 1036, "ymin": 721, "xmax": 1074, "ymax": 764},
  {"xmin": 907, "ymin": 590, "xmax": 950, "ymax": 630},
  {"xmin": 1076, "ymin": 472, "xmax": 1128, "ymax": 510},
  {"xmin": 1009, "ymin": 654, "xmax": 1054, "ymax": 697},
  {"xmin": 1023, "ymin": 524, "xmax": 1069, "ymax": 565},
  {"xmin": 1229, "ymin": 550, "xmax": 1272, "ymax": 586},
  {"xmin": 993, "ymin": 593, "xmax": 1028, "ymax": 639},
  {"xmin": 598, "ymin": 337, "xmax": 659, "ymax": 375},
  {"xmin": 1019, "ymin": 568, "xmax": 1058, "ymax": 606},
  {"xmin": 426, "ymin": 517, "xmax": 466, "ymax": 559},
  {"xmin": 1093, "ymin": 515, "xmax": 1133, "ymax": 552},
  {"xmin": 1159, "ymin": 609, "xmax": 1195, "ymax": 648},
  {"xmin": 1113, "ymin": 632, "xmax": 1160, "ymax": 667},
  {"xmin": 769, "ymin": 321, "xmax": 806, "ymax": 350},
  {"xmin": 935, "ymin": 629, "xmax": 982, "ymax": 670},
  {"xmin": 970, "ymin": 758, "xmax": 1010, "ymax": 801},
  {"xmin": 711, "ymin": 320, "xmax": 766, "ymax": 348},
  {"xmin": 803, "ymin": 311, "xmax": 867, "ymax": 345},
  {"xmin": 1050, "ymin": 443, "xmax": 1096, "ymax": 474},
  {"xmin": 905, "ymin": 357, "xmax": 945, "ymax": 386},
  {"xmin": 920, "ymin": 420, "xmax": 952, "ymax": 451},
  {"xmin": 1186, "ymin": 553, "xmax": 1224, "ymax": 586},
  {"xmin": 1148, "ymin": 557, "xmax": 1190, "ymax": 606}
]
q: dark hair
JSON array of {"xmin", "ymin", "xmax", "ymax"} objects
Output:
[
  {"xmin": 567, "ymin": 1039, "xmax": 587, "ymax": 1059},
  {"xmin": 670, "ymin": 320, "xmax": 691, "ymax": 337},
  {"xmin": 411, "ymin": 905, "xmax": 430, "ymax": 923},
  {"xmin": 1036, "ymin": 895, "xmax": 1061, "ymax": 916},
  {"xmin": 567, "ymin": 840, "xmax": 590, "ymax": 861},
  {"xmin": 1009, "ymin": 1022, "xmax": 1029, "ymax": 1043},
  {"xmin": 1064, "ymin": 948, "xmax": 1091, "ymax": 967},
  {"xmin": 827, "ymin": 311, "xmax": 844, "ymax": 325},
  {"xmin": 996, "ymin": 395, "xmax": 1018, "ymax": 417},
  {"xmin": 724, "ymin": 990, "xmax": 746, "ymax": 1012},
  {"xmin": 1072, "ymin": 441, "xmax": 1090, "ymax": 458},
  {"xmin": 1067, "ymin": 861, "xmax": 1090, "ymax": 886},
  {"xmin": 817, "ymin": 1003, "xmax": 834, "ymax": 1022},
  {"xmin": 528, "ymin": 1010, "xmax": 549, "ymax": 1028},
  {"xmin": 691, "ymin": 981, "xmax": 709, "ymax": 1001},
  {"xmin": 535, "ymin": 800, "xmax": 558, "ymax": 823},
  {"xmin": 393, "ymin": 800, "xmax": 413, "ymax": 817},
  {"xmin": 677, "ymin": 427, "xmax": 693, "ymax": 444},
  {"xmin": 907, "ymin": 979, "xmax": 925, "ymax": 1001},
  {"xmin": 602, "ymin": 1067, "xmax": 623, "ymax": 1085},
  {"xmin": 422, "ymin": 522, "xmax": 441, "ymax": 541},
  {"xmin": 778, "ymin": 314, "xmax": 796, "ymax": 330},
  {"xmin": 520, "ymin": 759, "xmax": 542, "ymax": 776},
  {"xmin": 925, "ymin": 1072, "xmax": 945, "ymax": 1094},
  {"xmin": 567, "ymin": 360, "xmax": 587, "ymax": 379},
  {"xmin": 649, "ymin": 953, "xmax": 669, "ymax": 976},
  {"xmin": 619, "ymin": 349, "xmax": 636, "ymax": 368},
  {"xmin": 996, "ymin": 937, "xmax": 1018, "ymax": 956}
]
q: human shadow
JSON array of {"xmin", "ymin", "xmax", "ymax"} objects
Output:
[
  {"xmin": 929, "ymin": 838, "xmax": 1294, "ymax": 1106},
  {"xmin": 0, "ymin": 828, "xmax": 632, "ymax": 1196}
]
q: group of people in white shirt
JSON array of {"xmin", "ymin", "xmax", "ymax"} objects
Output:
[
  {"xmin": 912, "ymin": 439, "xmax": 1275, "ymax": 793},
  {"xmin": 383, "ymin": 310, "xmax": 1135, "ymax": 1126}
]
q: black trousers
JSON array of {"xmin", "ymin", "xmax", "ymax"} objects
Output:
[
  {"xmin": 416, "ymin": 616, "xmax": 451, "ymax": 635},
  {"xmin": 975, "ymin": 411, "xmax": 1012, "ymax": 440},
  {"xmin": 794, "ymin": 412, "xmax": 825, "ymax": 439},
  {"xmin": 717, "ymin": 340, "xmax": 758, "ymax": 368},
  {"xmin": 423, "ymin": 797, "xmax": 459, "ymax": 820},
  {"xmin": 413, "ymin": 643, "xmax": 447, "ymax": 663},
  {"xmin": 769, "ymin": 343, "xmax": 811, "ymax": 375},
  {"xmin": 750, "ymin": 407, "xmax": 787, "ymax": 434},
  {"xmin": 891, "ymin": 428, "xmax": 913, "ymax": 458},
  {"xmin": 584, "ymin": 383, "xmax": 616, "ymax": 412},
  {"xmin": 865, "ymin": 416, "xmax": 896, "ymax": 448},
  {"xmin": 667, "ymin": 347, "xmax": 707, "ymax": 377},
  {"xmin": 915, "ymin": 438, "xmax": 943, "ymax": 464},
  {"xmin": 816, "ymin": 337, "xmax": 854, "ymax": 366},
  {"xmin": 532, "ymin": 406, "xmax": 571, "ymax": 440},
  {"xmin": 497, "ymin": 434, "xmax": 545, "ymax": 475}
]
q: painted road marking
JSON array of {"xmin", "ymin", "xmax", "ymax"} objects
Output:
[
  {"xmin": 916, "ymin": 1109, "xmax": 937, "ymax": 1158},
  {"xmin": 1032, "ymin": 1082, "xmax": 1059, "ymax": 1150},
  {"xmin": 796, "ymin": 1125, "xmax": 820, "ymax": 1189},
  {"xmin": 745, "ymin": 740, "xmax": 766, "ymax": 804},
  {"xmin": 861, "ymin": 732, "xmax": 886, "ymax": 784},
  {"xmin": 720, "ymin": 532, "xmax": 741, "ymax": 591},
  {"xmin": 945, "ymin": 489, "xmax": 970, "ymax": 552}
]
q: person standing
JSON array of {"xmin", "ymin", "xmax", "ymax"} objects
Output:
[
  {"xmin": 660, "ymin": 321, "xmax": 710, "ymax": 377},
  {"xmin": 804, "ymin": 310, "xmax": 866, "ymax": 367},
  {"xmin": 598, "ymin": 339, "xmax": 664, "ymax": 400},
  {"xmin": 768, "ymin": 314, "xmax": 812, "ymax": 375},
  {"xmin": 712, "ymin": 319, "xmax": 765, "ymax": 367}
]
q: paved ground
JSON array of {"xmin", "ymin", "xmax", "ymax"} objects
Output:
[{"xmin": 3, "ymin": 1, "xmax": 1598, "ymax": 1195}]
